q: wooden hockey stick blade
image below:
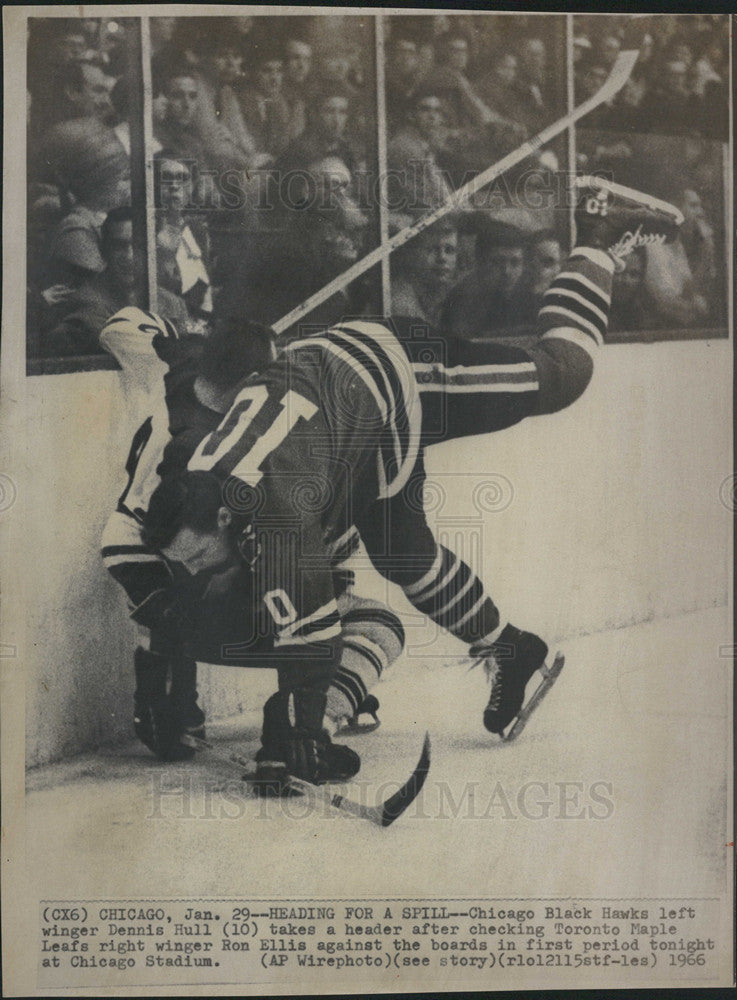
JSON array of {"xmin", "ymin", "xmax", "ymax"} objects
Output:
[
  {"xmin": 272, "ymin": 49, "xmax": 638, "ymax": 335},
  {"xmin": 502, "ymin": 653, "xmax": 565, "ymax": 742},
  {"xmin": 299, "ymin": 732, "xmax": 430, "ymax": 826},
  {"xmin": 376, "ymin": 730, "xmax": 431, "ymax": 827},
  {"xmin": 181, "ymin": 731, "xmax": 431, "ymax": 828}
]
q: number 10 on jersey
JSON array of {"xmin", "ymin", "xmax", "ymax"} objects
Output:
[{"xmin": 188, "ymin": 387, "xmax": 318, "ymax": 486}]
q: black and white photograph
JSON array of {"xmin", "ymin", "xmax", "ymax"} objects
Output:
[{"xmin": 2, "ymin": 6, "xmax": 734, "ymax": 996}]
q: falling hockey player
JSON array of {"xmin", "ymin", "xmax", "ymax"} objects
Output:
[
  {"xmin": 101, "ymin": 317, "xmax": 401, "ymax": 760},
  {"xmin": 108, "ymin": 176, "xmax": 683, "ymax": 794}
]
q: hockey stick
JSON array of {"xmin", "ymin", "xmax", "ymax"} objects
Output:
[
  {"xmin": 181, "ymin": 731, "xmax": 432, "ymax": 828},
  {"xmin": 272, "ymin": 48, "xmax": 639, "ymax": 335}
]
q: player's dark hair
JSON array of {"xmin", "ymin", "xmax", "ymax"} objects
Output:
[
  {"xmin": 199, "ymin": 317, "xmax": 277, "ymax": 389},
  {"xmin": 142, "ymin": 471, "xmax": 223, "ymax": 551}
]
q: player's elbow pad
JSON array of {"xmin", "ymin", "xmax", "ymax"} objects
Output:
[
  {"xmin": 529, "ymin": 335, "xmax": 595, "ymax": 415},
  {"xmin": 101, "ymin": 509, "xmax": 172, "ymax": 606}
]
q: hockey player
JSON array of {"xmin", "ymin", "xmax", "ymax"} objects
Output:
[
  {"xmin": 140, "ymin": 176, "xmax": 683, "ymax": 792},
  {"xmin": 101, "ymin": 313, "xmax": 403, "ymax": 765}
]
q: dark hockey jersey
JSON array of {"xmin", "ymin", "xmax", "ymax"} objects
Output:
[
  {"xmin": 185, "ymin": 319, "xmax": 543, "ymax": 651},
  {"xmin": 103, "ymin": 242, "xmax": 610, "ymax": 654}
]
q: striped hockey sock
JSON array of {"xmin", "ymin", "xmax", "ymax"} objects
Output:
[
  {"xmin": 538, "ymin": 246, "xmax": 615, "ymax": 351},
  {"xmin": 402, "ymin": 544, "xmax": 500, "ymax": 646},
  {"xmin": 326, "ymin": 598, "xmax": 405, "ymax": 723}
]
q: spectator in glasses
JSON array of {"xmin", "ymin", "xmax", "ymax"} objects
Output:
[
  {"xmin": 217, "ymin": 155, "xmax": 368, "ymax": 337},
  {"xmin": 154, "ymin": 155, "xmax": 214, "ymax": 333}
]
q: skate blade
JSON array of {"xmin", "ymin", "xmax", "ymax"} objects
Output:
[
  {"xmin": 501, "ymin": 652, "xmax": 565, "ymax": 742},
  {"xmin": 335, "ymin": 715, "xmax": 381, "ymax": 736},
  {"xmin": 576, "ymin": 175, "xmax": 684, "ymax": 226}
]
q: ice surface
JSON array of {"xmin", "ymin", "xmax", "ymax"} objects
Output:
[{"xmin": 25, "ymin": 606, "xmax": 731, "ymax": 902}]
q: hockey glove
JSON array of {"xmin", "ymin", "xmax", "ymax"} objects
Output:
[{"xmin": 253, "ymin": 689, "xmax": 360, "ymax": 796}]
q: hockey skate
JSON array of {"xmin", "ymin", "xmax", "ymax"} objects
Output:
[
  {"xmin": 334, "ymin": 694, "xmax": 381, "ymax": 735},
  {"xmin": 472, "ymin": 625, "xmax": 564, "ymax": 741},
  {"xmin": 134, "ymin": 648, "xmax": 205, "ymax": 762},
  {"xmin": 574, "ymin": 175, "xmax": 683, "ymax": 270},
  {"xmin": 134, "ymin": 694, "xmax": 204, "ymax": 761}
]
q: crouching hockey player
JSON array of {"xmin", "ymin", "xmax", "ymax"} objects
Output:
[
  {"xmin": 101, "ymin": 313, "xmax": 404, "ymax": 766},
  {"xmin": 137, "ymin": 176, "xmax": 683, "ymax": 792}
]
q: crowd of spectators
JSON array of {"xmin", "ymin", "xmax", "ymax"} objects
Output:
[
  {"xmin": 384, "ymin": 16, "xmax": 564, "ymax": 339},
  {"xmin": 385, "ymin": 16, "xmax": 563, "ymax": 215},
  {"xmin": 391, "ymin": 215, "xmax": 564, "ymax": 339},
  {"xmin": 383, "ymin": 14, "xmax": 572, "ymax": 339},
  {"xmin": 27, "ymin": 19, "xmax": 135, "ymax": 358},
  {"xmin": 391, "ymin": 172, "xmax": 723, "ymax": 340},
  {"xmin": 385, "ymin": 13, "xmax": 727, "ymax": 338},
  {"xmin": 574, "ymin": 15, "xmax": 728, "ymax": 141},
  {"xmin": 27, "ymin": 14, "xmax": 377, "ymax": 358},
  {"xmin": 26, "ymin": 14, "xmax": 729, "ymax": 362}
]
